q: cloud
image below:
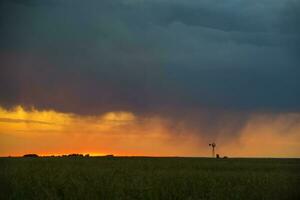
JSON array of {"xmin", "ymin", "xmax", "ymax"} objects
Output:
[
  {"xmin": 1, "ymin": 106, "xmax": 300, "ymax": 157},
  {"xmin": 0, "ymin": 0, "xmax": 299, "ymax": 137},
  {"xmin": 8, "ymin": 0, "xmax": 60, "ymax": 7},
  {"xmin": 0, "ymin": 118, "xmax": 55, "ymax": 125}
]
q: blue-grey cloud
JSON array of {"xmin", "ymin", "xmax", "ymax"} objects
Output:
[{"xmin": 1, "ymin": 0, "xmax": 300, "ymax": 135}]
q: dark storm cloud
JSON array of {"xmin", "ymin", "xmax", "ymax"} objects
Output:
[
  {"xmin": 1, "ymin": 0, "xmax": 300, "ymax": 135},
  {"xmin": 8, "ymin": 0, "xmax": 60, "ymax": 6}
]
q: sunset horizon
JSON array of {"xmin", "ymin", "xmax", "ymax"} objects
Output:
[
  {"xmin": 1, "ymin": 0, "xmax": 300, "ymax": 159},
  {"xmin": 1, "ymin": 105, "xmax": 300, "ymax": 158},
  {"xmin": 1, "ymin": 1, "xmax": 300, "ymax": 199}
]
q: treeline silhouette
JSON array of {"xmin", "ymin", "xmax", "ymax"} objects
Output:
[
  {"xmin": 22, "ymin": 154, "xmax": 115, "ymax": 158},
  {"xmin": 23, "ymin": 154, "xmax": 39, "ymax": 158}
]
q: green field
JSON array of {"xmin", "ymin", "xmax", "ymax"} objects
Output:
[{"xmin": 0, "ymin": 157, "xmax": 299, "ymax": 200}]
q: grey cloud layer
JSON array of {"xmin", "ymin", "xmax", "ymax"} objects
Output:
[{"xmin": 1, "ymin": 0, "xmax": 300, "ymax": 119}]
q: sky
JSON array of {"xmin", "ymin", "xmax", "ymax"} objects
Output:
[{"xmin": 1, "ymin": 0, "xmax": 300, "ymax": 157}]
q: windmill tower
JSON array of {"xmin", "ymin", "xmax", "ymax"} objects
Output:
[{"xmin": 209, "ymin": 142, "xmax": 216, "ymax": 158}]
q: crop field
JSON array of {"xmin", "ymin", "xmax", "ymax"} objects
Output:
[{"xmin": 0, "ymin": 157, "xmax": 299, "ymax": 200}]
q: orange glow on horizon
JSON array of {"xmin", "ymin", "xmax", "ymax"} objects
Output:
[{"xmin": 1, "ymin": 106, "xmax": 300, "ymax": 157}]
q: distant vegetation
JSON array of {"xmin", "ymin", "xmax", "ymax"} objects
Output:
[
  {"xmin": 0, "ymin": 157, "xmax": 299, "ymax": 200},
  {"xmin": 23, "ymin": 154, "xmax": 39, "ymax": 158},
  {"xmin": 21, "ymin": 154, "xmax": 114, "ymax": 158}
]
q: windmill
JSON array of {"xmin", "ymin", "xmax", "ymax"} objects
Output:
[{"xmin": 209, "ymin": 142, "xmax": 216, "ymax": 158}]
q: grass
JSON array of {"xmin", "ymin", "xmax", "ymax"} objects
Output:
[{"xmin": 0, "ymin": 157, "xmax": 299, "ymax": 200}]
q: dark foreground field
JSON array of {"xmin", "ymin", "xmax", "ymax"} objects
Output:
[{"xmin": 0, "ymin": 157, "xmax": 299, "ymax": 200}]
